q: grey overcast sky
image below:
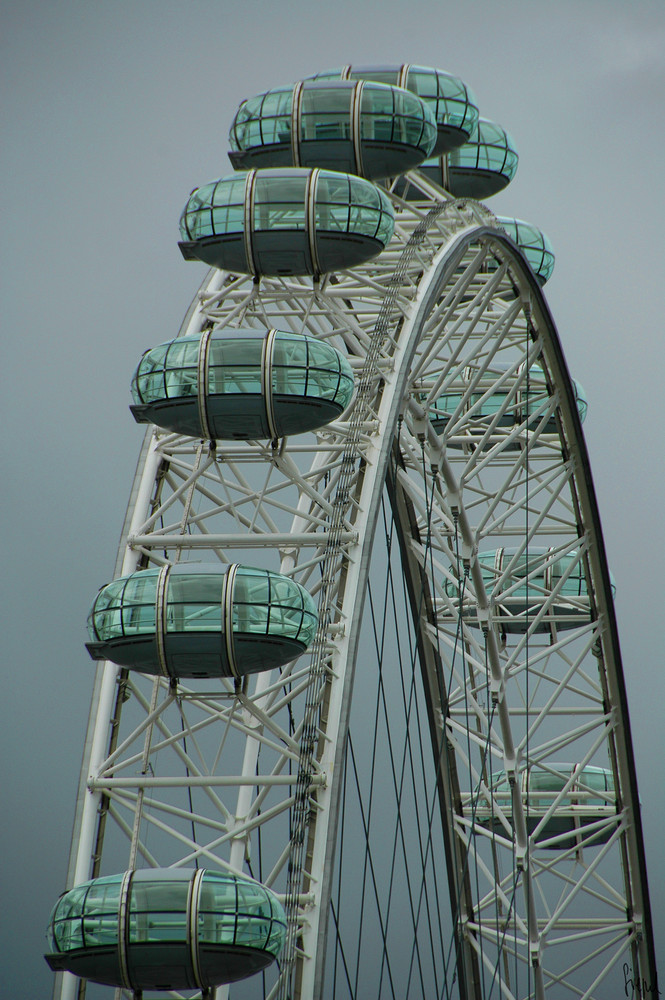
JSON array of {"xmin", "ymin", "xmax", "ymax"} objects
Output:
[{"xmin": 2, "ymin": 0, "xmax": 663, "ymax": 994}]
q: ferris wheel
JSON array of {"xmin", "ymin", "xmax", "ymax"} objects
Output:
[{"xmin": 47, "ymin": 65, "xmax": 656, "ymax": 1000}]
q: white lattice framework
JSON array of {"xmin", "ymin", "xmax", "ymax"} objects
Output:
[{"xmin": 56, "ymin": 174, "xmax": 655, "ymax": 1000}]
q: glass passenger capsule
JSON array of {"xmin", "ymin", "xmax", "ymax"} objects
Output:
[
  {"xmin": 476, "ymin": 765, "xmax": 616, "ymax": 849},
  {"xmin": 131, "ymin": 328, "xmax": 354, "ymax": 440},
  {"xmin": 443, "ymin": 547, "xmax": 613, "ymax": 633},
  {"xmin": 178, "ymin": 168, "xmax": 395, "ymax": 276},
  {"xmin": 86, "ymin": 563, "xmax": 318, "ymax": 679},
  {"xmin": 496, "ymin": 217, "xmax": 555, "ymax": 286},
  {"xmin": 228, "ymin": 80, "xmax": 437, "ymax": 179},
  {"xmin": 447, "ymin": 118, "xmax": 518, "ymax": 198},
  {"xmin": 429, "ymin": 364, "xmax": 587, "ymax": 446},
  {"xmin": 308, "ymin": 64, "xmax": 479, "ymax": 154},
  {"xmin": 45, "ymin": 868, "xmax": 286, "ymax": 990},
  {"xmin": 406, "ymin": 118, "xmax": 518, "ymax": 200}
]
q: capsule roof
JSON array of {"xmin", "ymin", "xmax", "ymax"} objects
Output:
[
  {"xmin": 308, "ymin": 64, "xmax": 479, "ymax": 153},
  {"xmin": 229, "ymin": 80, "xmax": 437, "ymax": 179},
  {"xmin": 86, "ymin": 563, "xmax": 318, "ymax": 679},
  {"xmin": 45, "ymin": 868, "xmax": 286, "ymax": 990},
  {"xmin": 131, "ymin": 328, "xmax": 354, "ymax": 440},
  {"xmin": 179, "ymin": 168, "xmax": 395, "ymax": 276}
]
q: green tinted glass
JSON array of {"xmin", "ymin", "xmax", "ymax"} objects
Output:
[
  {"xmin": 573, "ymin": 380, "xmax": 588, "ymax": 423},
  {"xmin": 406, "ymin": 68, "xmax": 479, "ymax": 132},
  {"xmin": 361, "ymin": 85, "xmax": 394, "ymax": 115},
  {"xmin": 197, "ymin": 872, "xmax": 286, "ymax": 956},
  {"xmin": 579, "ymin": 768, "xmax": 610, "ymax": 805},
  {"xmin": 134, "ymin": 343, "xmax": 170, "ymax": 402},
  {"xmin": 128, "ymin": 879, "xmax": 189, "ymax": 943},
  {"xmin": 301, "ymin": 86, "xmax": 351, "ymax": 141},
  {"xmin": 209, "ymin": 337, "xmax": 262, "ymax": 394},
  {"xmin": 498, "ymin": 218, "xmax": 555, "ymax": 282},
  {"xmin": 451, "ymin": 121, "xmax": 518, "ymax": 180},
  {"xmin": 529, "ymin": 770, "xmax": 570, "ymax": 811},
  {"xmin": 165, "ymin": 340, "xmax": 198, "ymax": 369},
  {"xmin": 551, "ymin": 553, "xmax": 586, "ymax": 597},
  {"xmin": 121, "ymin": 573, "xmax": 159, "ymax": 636},
  {"xmin": 166, "ymin": 573, "xmax": 223, "ymax": 632},
  {"xmin": 180, "ymin": 176, "xmax": 247, "ymax": 240},
  {"xmin": 272, "ymin": 335, "xmax": 307, "ymax": 395},
  {"xmin": 254, "ymin": 175, "xmax": 307, "ymax": 231},
  {"xmin": 81, "ymin": 878, "xmax": 122, "ymax": 946},
  {"xmin": 231, "ymin": 89, "xmax": 293, "ymax": 150},
  {"xmin": 50, "ymin": 884, "xmax": 90, "ymax": 951},
  {"xmin": 233, "ymin": 568, "xmax": 271, "ymax": 634},
  {"xmin": 260, "ymin": 89, "xmax": 292, "ymax": 119}
]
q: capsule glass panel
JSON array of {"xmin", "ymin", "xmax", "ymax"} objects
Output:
[
  {"xmin": 478, "ymin": 765, "xmax": 616, "ymax": 848},
  {"xmin": 131, "ymin": 329, "xmax": 354, "ymax": 439},
  {"xmin": 179, "ymin": 168, "xmax": 394, "ymax": 276},
  {"xmin": 86, "ymin": 564, "xmax": 318, "ymax": 678},
  {"xmin": 404, "ymin": 66, "xmax": 479, "ymax": 151},
  {"xmin": 308, "ymin": 65, "xmax": 479, "ymax": 153},
  {"xmin": 496, "ymin": 217, "xmax": 555, "ymax": 285},
  {"xmin": 45, "ymin": 869, "xmax": 287, "ymax": 989},
  {"xmin": 229, "ymin": 81, "xmax": 436, "ymax": 179},
  {"xmin": 447, "ymin": 118, "xmax": 518, "ymax": 199},
  {"xmin": 443, "ymin": 547, "xmax": 614, "ymax": 633}
]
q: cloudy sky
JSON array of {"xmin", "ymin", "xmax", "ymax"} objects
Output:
[{"xmin": 2, "ymin": 0, "xmax": 663, "ymax": 993}]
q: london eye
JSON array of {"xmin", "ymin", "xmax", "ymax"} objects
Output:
[{"xmin": 46, "ymin": 63, "xmax": 656, "ymax": 1000}]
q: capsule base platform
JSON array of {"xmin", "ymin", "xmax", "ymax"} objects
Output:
[
  {"xmin": 45, "ymin": 941, "xmax": 274, "ymax": 989},
  {"xmin": 86, "ymin": 631, "xmax": 308, "ymax": 678},
  {"xmin": 131, "ymin": 394, "xmax": 344, "ymax": 440},
  {"xmin": 178, "ymin": 230, "xmax": 385, "ymax": 276}
]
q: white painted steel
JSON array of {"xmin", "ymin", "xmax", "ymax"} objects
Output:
[{"xmin": 55, "ymin": 168, "xmax": 654, "ymax": 1000}]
